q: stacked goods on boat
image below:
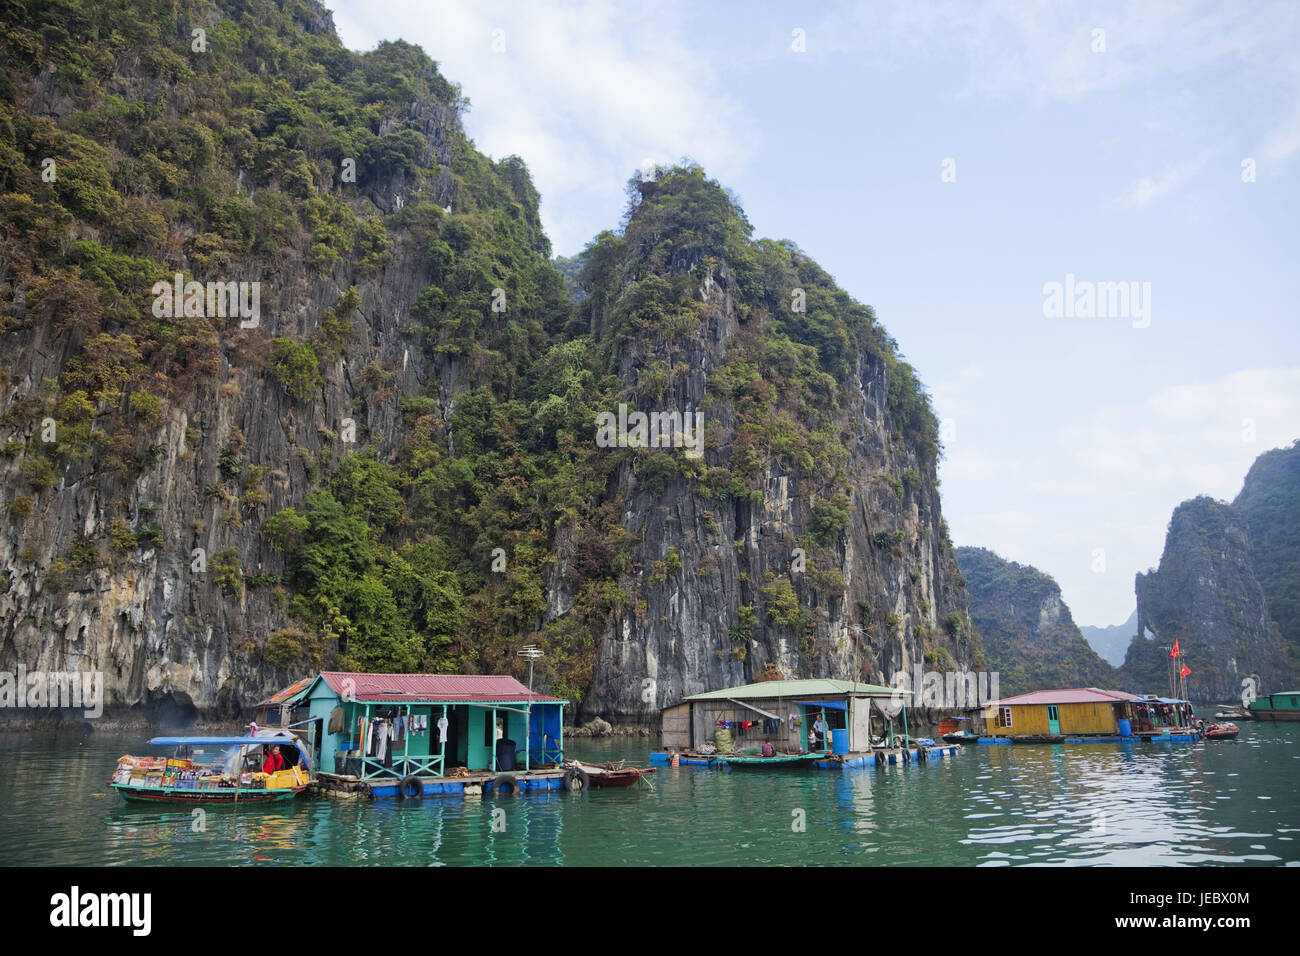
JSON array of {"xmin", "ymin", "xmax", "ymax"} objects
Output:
[{"xmin": 113, "ymin": 755, "xmax": 306, "ymax": 791}]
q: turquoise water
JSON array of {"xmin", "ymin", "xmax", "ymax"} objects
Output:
[{"xmin": 1, "ymin": 724, "xmax": 1296, "ymax": 866}]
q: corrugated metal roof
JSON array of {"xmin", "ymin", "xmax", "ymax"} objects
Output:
[
  {"xmin": 317, "ymin": 671, "xmax": 564, "ymax": 704},
  {"xmin": 987, "ymin": 687, "xmax": 1140, "ymax": 707},
  {"xmin": 257, "ymin": 676, "xmax": 313, "ymax": 708},
  {"xmin": 683, "ymin": 678, "xmax": 906, "ymax": 702}
]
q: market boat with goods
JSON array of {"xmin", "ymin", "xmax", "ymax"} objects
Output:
[{"xmin": 107, "ymin": 731, "xmax": 313, "ymax": 804}]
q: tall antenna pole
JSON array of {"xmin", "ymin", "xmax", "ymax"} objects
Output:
[{"xmin": 517, "ymin": 643, "xmax": 543, "ymax": 771}]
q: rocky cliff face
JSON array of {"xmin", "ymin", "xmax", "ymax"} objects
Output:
[
  {"xmin": 955, "ymin": 546, "xmax": 1116, "ymax": 697},
  {"xmin": 1127, "ymin": 493, "xmax": 1294, "ymax": 701},
  {"xmin": 1231, "ymin": 441, "xmax": 1300, "ymax": 665},
  {"xmin": 0, "ymin": 0, "xmax": 977, "ymax": 725},
  {"xmin": 0, "ymin": 0, "xmax": 547, "ymax": 721},
  {"xmin": 574, "ymin": 187, "xmax": 980, "ymax": 719}
]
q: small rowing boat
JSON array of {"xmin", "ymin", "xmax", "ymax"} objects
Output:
[
  {"xmin": 1204, "ymin": 722, "xmax": 1239, "ymax": 740},
  {"xmin": 568, "ymin": 760, "xmax": 656, "ymax": 789}
]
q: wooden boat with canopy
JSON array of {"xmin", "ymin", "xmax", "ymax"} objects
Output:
[{"xmin": 107, "ymin": 731, "xmax": 313, "ymax": 804}]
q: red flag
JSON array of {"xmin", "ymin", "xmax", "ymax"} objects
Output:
[
  {"xmin": 1170, "ymin": 637, "xmax": 1180, "ymax": 658},
  {"xmin": 1180, "ymin": 664, "xmax": 1191, "ymax": 678}
]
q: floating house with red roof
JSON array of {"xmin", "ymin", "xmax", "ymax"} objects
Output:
[
  {"xmin": 983, "ymin": 687, "xmax": 1142, "ymax": 739},
  {"xmin": 297, "ymin": 671, "xmax": 567, "ymax": 791}
]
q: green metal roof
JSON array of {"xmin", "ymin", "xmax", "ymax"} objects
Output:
[{"xmin": 683, "ymin": 678, "xmax": 907, "ymax": 701}]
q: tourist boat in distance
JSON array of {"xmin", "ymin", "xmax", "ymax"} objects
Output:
[
  {"xmin": 1248, "ymin": 691, "xmax": 1300, "ymax": 721},
  {"xmin": 1204, "ymin": 722, "xmax": 1240, "ymax": 740},
  {"xmin": 107, "ymin": 731, "xmax": 312, "ymax": 804}
]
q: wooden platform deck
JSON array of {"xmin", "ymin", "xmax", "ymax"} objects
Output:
[
  {"xmin": 315, "ymin": 768, "xmax": 567, "ymax": 800},
  {"xmin": 649, "ymin": 745, "xmax": 961, "ymax": 769}
]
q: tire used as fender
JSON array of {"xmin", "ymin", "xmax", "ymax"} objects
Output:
[
  {"xmin": 399, "ymin": 775, "xmax": 423, "ymax": 800},
  {"xmin": 563, "ymin": 765, "xmax": 590, "ymax": 793},
  {"xmin": 491, "ymin": 774, "xmax": 520, "ymax": 795}
]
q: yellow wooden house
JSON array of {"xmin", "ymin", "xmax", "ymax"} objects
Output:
[{"xmin": 984, "ymin": 688, "xmax": 1140, "ymax": 738}]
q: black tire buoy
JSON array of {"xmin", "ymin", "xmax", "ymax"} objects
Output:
[
  {"xmin": 563, "ymin": 766, "xmax": 590, "ymax": 792},
  {"xmin": 399, "ymin": 775, "xmax": 423, "ymax": 800},
  {"xmin": 491, "ymin": 774, "xmax": 520, "ymax": 795}
]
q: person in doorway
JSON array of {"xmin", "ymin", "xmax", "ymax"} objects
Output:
[{"xmin": 811, "ymin": 714, "xmax": 826, "ymax": 751}]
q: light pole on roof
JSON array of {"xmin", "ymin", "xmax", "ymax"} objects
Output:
[{"xmin": 517, "ymin": 643, "xmax": 543, "ymax": 771}]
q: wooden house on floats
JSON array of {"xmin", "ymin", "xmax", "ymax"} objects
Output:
[
  {"xmin": 253, "ymin": 676, "xmax": 313, "ymax": 728},
  {"xmin": 659, "ymin": 678, "xmax": 912, "ymax": 756},
  {"xmin": 301, "ymin": 671, "xmax": 568, "ymax": 796},
  {"xmin": 983, "ymin": 688, "xmax": 1141, "ymax": 740}
]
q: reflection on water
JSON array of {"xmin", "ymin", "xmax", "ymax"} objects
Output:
[{"xmin": 1, "ymin": 726, "xmax": 1295, "ymax": 866}]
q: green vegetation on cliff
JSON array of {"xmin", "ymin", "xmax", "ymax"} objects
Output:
[
  {"xmin": 955, "ymin": 546, "xmax": 1117, "ymax": 697},
  {"xmin": 0, "ymin": 0, "xmax": 958, "ymax": 711}
]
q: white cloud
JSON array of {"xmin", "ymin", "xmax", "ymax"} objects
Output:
[
  {"xmin": 946, "ymin": 368, "xmax": 1300, "ymax": 625},
  {"xmin": 331, "ymin": 0, "xmax": 753, "ymax": 253},
  {"xmin": 1120, "ymin": 157, "xmax": 1207, "ymax": 207},
  {"xmin": 1261, "ymin": 99, "xmax": 1300, "ymax": 163}
]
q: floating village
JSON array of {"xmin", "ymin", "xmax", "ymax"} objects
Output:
[{"xmin": 107, "ymin": 659, "xmax": 1300, "ymax": 806}]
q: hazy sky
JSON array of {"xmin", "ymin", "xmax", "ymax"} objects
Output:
[{"xmin": 331, "ymin": 0, "xmax": 1300, "ymax": 626}]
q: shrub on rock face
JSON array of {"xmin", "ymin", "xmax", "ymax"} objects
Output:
[
  {"xmin": 20, "ymin": 455, "xmax": 57, "ymax": 491},
  {"xmin": 210, "ymin": 548, "xmax": 244, "ymax": 597},
  {"xmin": 267, "ymin": 338, "xmax": 322, "ymax": 400},
  {"xmin": 264, "ymin": 627, "xmax": 323, "ymax": 670}
]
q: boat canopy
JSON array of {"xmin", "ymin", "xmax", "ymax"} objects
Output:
[
  {"xmin": 148, "ymin": 733, "xmax": 311, "ymax": 774},
  {"xmin": 148, "ymin": 735, "xmax": 297, "ymax": 746}
]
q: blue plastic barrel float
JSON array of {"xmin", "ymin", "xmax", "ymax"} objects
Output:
[
  {"xmin": 1118, "ymin": 718, "xmax": 1132, "ymax": 737},
  {"xmin": 831, "ymin": 728, "xmax": 850, "ymax": 755}
]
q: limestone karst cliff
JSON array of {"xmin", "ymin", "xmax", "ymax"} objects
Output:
[
  {"xmin": 1126, "ymin": 484, "xmax": 1295, "ymax": 702},
  {"xmin": 0, "ymin": 0, "xmax": 978, "ymax": 724}
]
